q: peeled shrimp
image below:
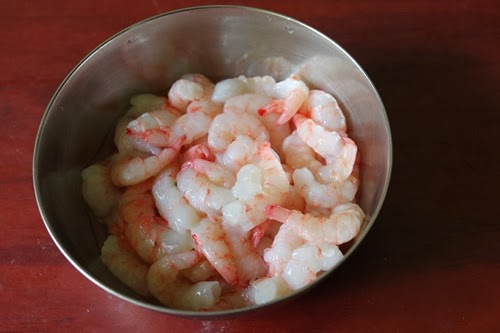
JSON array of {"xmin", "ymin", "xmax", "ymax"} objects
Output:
[
  {"xmin": 281, "ymin": 130, "xmax": 322, "ymax": 173},
  {"xmin": 110, "ymin": 136, "xmax": 184, "ymax": 187},
  {"xmin": 101, "ymin": 235, "xmax": 150, "ymax": 296},
  {"xmin": 207, "ymin": 110, "xmax": 269, "ymax": 153},
  {"xmin": 147, "ymin": 250, "xmax": 222, "ymax": 310},
  {"xmin": 176, "ymin": 161, "xmax": 235, "ymax": 217},
  {"xmin": 152, "ymin": 164, "xmax": 201, "ymax": 233},
  {"xmin": 248, "ymin": 276, "xmax": 293, "ymax": 305},
  {"xmin": 266, "ymin": 203, "xmax": 365, "ymax": 245},
  {"xmin": 293, "ymin": 167, "xmax": 359, "ymax": 209},
  {"xmin": 211, "ymin": 75, "xmax": 276, "ymax": 103},
  {"xmin": 167, "ymin": 77, "xmax": 203, "ymax": 111},
  {"xmin": 300, "ymin": 90, "xmax": 347, "ymax": 133},
  {"xmin": 81, "ymin": 163, "xmax": 122, "ymax": 219},
  {"xmin": 191, "ymin": 217, "xmax": 239, "ymax": 286},
  {"xmin": 263, "ymin": 223, "xmax": 304, "ymax": 277},
  {"xmin": 118, "ymin": 180, "xmax": 194, "ymax": 264},
  {"xmin": 281, "ymin": 242, "xmax": 344, "ymax": 290},
  {"xmin": 294, "ymin": 114, "xmax": 357, "ymax": 181},
  {"xmin": 222, "ymin": 144, "xmax": 290, "ymax": 232},
  {"xmin": 273, "ymin": 75, "xmax": 309, "ymax": 125}
]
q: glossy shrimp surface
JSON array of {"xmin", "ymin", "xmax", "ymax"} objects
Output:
[{"xmin": 82, "ymin": 73, "xmax": 366, "ymax": 311}]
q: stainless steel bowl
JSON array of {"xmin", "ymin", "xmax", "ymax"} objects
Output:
[{"xmin": 33, "ymin": 5, "xmax": 392, "ymax": 317}]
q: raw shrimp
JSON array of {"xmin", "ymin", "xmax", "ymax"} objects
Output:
[
  {"xmin": 128, "ymin": 99, "xmax": 222, "ymax": 149},
  {"xmin": 263, "ymin": 223, "xmax": 304, "ymax": 277},
  {"xmin": 147, "ymin": 250, "xmax": 222, "ymax": 310},
  {"xmin": 281, "ymin": 242, "xmax": 344, "ymax": 290},
  {"xmin": 207, "ymin": 110, "xmax": 269, "ymax": 153},
  {"xmin": 294, "ymin": 114, "xmax": 357, "ymax": 181},
  {"xmin": 167, "ymin": 76, "xmax": 205, "ymax": 111},
  {"xmin": 300, "ymin": 90, "xmax": 347, "ymax": 133},
  {"xmin": 176, "ymin": 161, "xmax": 235, "ymax": 217},
  {"xmin": 101, "ymin": 235, "xmax": 150, "ymax": 296},
  {"xmin": 293, "ymin": 167, "xmax": 359, "ymax": 209},
  {"xmin": 266, "ymin": 203, "xmax": 365, "ymax": 245},
  {"xmin": 191, "ymin": 217, "xmax": 239, "ymax": 286},
  {"xmin": 217, "ymin": 135, "xmax": 260, "ymax": 174},
  {"xmin": 248, "ymin": 276, "xmax": 293, "ymax": 305},
  {"xmin": 180, "ymin": 258, "xmax": 219, "ymax": 283},
  {"xmin": 223, "ymin": 93, "xmax": 272, "ymax": 114},
  {"xmin": 180, "ymin": 143, "xmax": 214, "ymax": 164},
  {"xmin": 152, "ymin": 164, "xmax": 201, "ymax": 233},
  {"xmin": 281, "ymin": 130, "xmax": 322, "ymax": 173},
  {"xmin": 181, "ymin": 73, "xmax": 215, "ymax": 98},
  {"xmin": 118, "ymin": 180, "xmax": 194, "ymax": 264},
  {"xmin": 81, "ymin": 163, "xmax": 122, "ymax": 219},
  {"xmin": 256, "ymin": 99, "xmax": 293, "ymax": 160},
  {"xmin": 222, "ymin": 223, "xmax": 268, "ymax": 287},
  {"xmin": 110, "ymin": 136, "xmax": 184, "ymax": 187},
  {"xmin": 222, "ymin": 144, "xmax": 290, "ymax": 232},
  {"xmin": 211, "ymin": 75, "xmax": 276, "ymax": 103},
  {"xmin": 273, "ymin": 75, "xmax": 309, "ymax": 125}
]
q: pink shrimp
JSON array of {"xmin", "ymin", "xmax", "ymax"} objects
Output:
[
  {"xmin": 294, "ymin": 113, "xmax": 357, "ymax": 182},
  {"xmin": 299, "ymin": 90, "xmax": 347, "ymax": 133},
  {"xmin": 266, "ymin": 203, "xmax": 365, "ymax": 245},
  {"xmin": 110, "ymin": 136, "xmax": 185, "ymax": 187},
  {"xmin": 273, "ymin": 75, "xmax": 309, "ymax": 125}
]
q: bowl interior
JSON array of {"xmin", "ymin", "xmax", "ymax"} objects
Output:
[{"xmin": 33, "ymin": 6, "xmax": 391, "ymax": 316}]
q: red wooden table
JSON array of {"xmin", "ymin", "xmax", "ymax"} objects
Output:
[{"xmin": 2, "ymin": 0, "xmax": 499, "ymax": 332}]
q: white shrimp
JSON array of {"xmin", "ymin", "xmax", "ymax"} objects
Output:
[
  {"xmin": 248, "ymin": 276, "xmax": 293, "ymax": 305},
  {"xmin": 117, "ymin": 180, "xmax": 194, "ymax": 264},
  {"xmin": 207, "ymin": 110, "xmax": 269, "ymax": 153},
  {"xmin": 191, "ymin": 217, "xmax": 239, "ymax": 286},
  {"xmin": 147, "ymin": 250, "xmax": 222, "ymax": 310},
  {"xmin": 211, "ymin": 75, "xmax": 276, "ymax": 103},
  {"xmin": 110, "ymin": 136, "xmax": 184, "ymax": 187},
  {"xmin": 293, "ymin": 167, "xmax": 359, "ymax": 209},
  {"xmin": 263, "ymin": 223, "xmax": 305, "ymax": 277},
  {"xmin": 167, "ymin": 77, "xmax": 204, "ymax": 111},
  {"xmin": 300, "ymin": 90, "xmax": 347, "ymax": 133},
  {"xmin": 266, "ymin": 202, "xmax": 365, "ymax": 245},
  {"xmin": 180, "ymin": 258, "xmax": 219, "ymax": 283},
  {"xmin": 281, "ymin": 242, "xmax": 344, "ymax": 290},
  {"xmin": 273, "ymin": 75, "xmax": 309, "ymax": 125},
  {"xmin": 180, "ymin": 143, "xmax": 214, "ymax": 164},
  {"xmin": 152, "ymin": 164, "xmax": 201, "ymax": 233},
  {"xmin": 222, "ymin": 223, "xmax": 268, "ymax": 287},
  {"xmin": 176, "ymin": 161, "xmax": 235, "ymax": 217},
  {"xmin": 181, "ymin": 73, "xmax": 215, "ymax": 99},
  {"xmin": 222, "ymin": 144, "xmax": 290, "ymax": 232},
  {"xmin": 281, "ymin": 130, "xmax": 322, "ymax": 173},
  {"xmin": 294, "ymin": 114, "xmax": 357, "ymax": 181},
  {"xmin": 81, "ymin": 163, "xmax": 122, "ymax": 219},
  {"xmin": 100, "ymin": 235, "xmax": 150, "ymax": 296},
  {"xmin": 223, "ymin": 93, "xmax": 272, "ymax": 114},
  {"xmin": 114, "ymin": 94, "xmax": 171, "ymax": 155},
  {"xmin": 217, "ymin": 135, "xmax": 260, "ymax": 174}
]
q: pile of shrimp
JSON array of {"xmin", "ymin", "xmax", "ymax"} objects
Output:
[{"xmin": 81, "ymin": 73, "xmax": 365, "ymax": 311}]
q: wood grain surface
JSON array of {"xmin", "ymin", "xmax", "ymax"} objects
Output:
[{"xmin": 1, "ymin": 0, "xmax": 499, "ymax": 332}]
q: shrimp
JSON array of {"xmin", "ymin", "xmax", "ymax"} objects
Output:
[
  {"xmin": 114, "ymin": 94, "xmax": 171, "ymax": 155},
  {"xmin": 81, "ymin": 163, "xmax": 122, "ymax": 219},
  {"xmin": 222, "ymin": 144, "xmax": 290, "ymax": 232},
  {"xmin": 217, "ymin": 135, "xmax": 260, "ymax": 174},
  {"xmin": 256, "ymin": 99, "xmax": 293, "ymax": 160},
  {"xmin": 147, "ymin": 250, "xmax": 222, "ymax": 310},
  {"xmin": 281, "ymin": 242, "xmax": 344, "ymax": 290},
  {"xmin": 300, "ymin": 90, "xmax": 347, "ymax": 133},
  {"xmin": 263, "ymin": 223, "xmax": 304, "ymax": 277},
  {"xmin": 152, "ymin": 164, "xmax": 201, "ymax": 233},
  {"xmin": 110, "ymin": 136, "xmax": 184, "ymax": 187},
  {"xmin": 180, "ymin": 143, "xmax": 214, "ymax": 164},
  {"xmin": 181, "ymin": 73, "xmax": 215, "ymax": 99},
  {"xmin": 223, "ymin": 93, "xmax": 272, "ymax": 114},
  {"xmin": 211, "ymin": 75, "xmax": 276, "ymax": 103},
  {"xmin": 191, "ymin": 217, "xmax": 239, "ymax": 286},
  {"xmin": 191, "ymin": 158, "xmax": 236, "ymax": 189},
  {"xmin": 176, "ymin": 161, "xmax": 235, "ymax": 217},
  {"xmin": 222, "ymin": 223, "xmax": 268, "ymax": 287},
  {"xmin": 100, "ymin": 235, "xmax": 150, "ymax": 296},
  {"xmin": 167, "ymin": 78, "xmax": 203, "ymax": 111},
  {"xmin": 293, "ymin": 167, "xmax": 359, "ymax": 209},
  {"xmin": 207, "ymin": 110, "xmax": 269, "ymax": 153},
  {"xmin": 273, "ymin": 75, "xmax": 309, "ymax": 125},
  {"xmin": 180, "ymin": 258, "xmax": 219, "ymax": 283},
  {"xmin": 266, "ymin": 203, "xmax": 365, "ymax": 245},
  {"xmin": 118, "ymin": 180, "xmax": 194, "ymax": 264},
  {"xmin": 248, "ymin": 276, "xmax": 293, "ymax": 305},
  {"xmin": 281, "ymin": 130, "xmax": 322, "ymax": 173},
  {"xmin": 127, "ymin": 99, "xmax": 222, "ymax": 150},
  {"xmin": 294, "ymin": 113, "xmax": 357, "ymax": 181}
]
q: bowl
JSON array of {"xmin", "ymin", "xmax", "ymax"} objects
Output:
[{"xmin": 33, "ymin": 5, "xmax": 392, "ymax": 317}]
